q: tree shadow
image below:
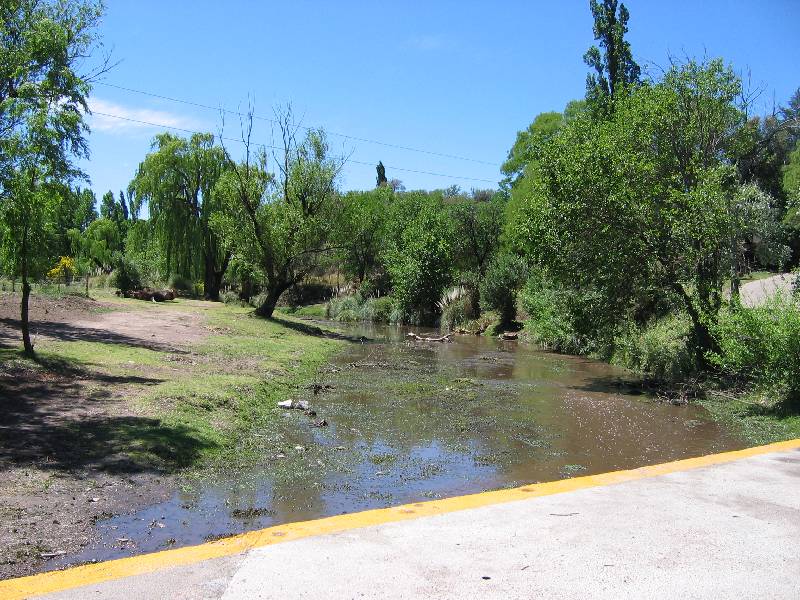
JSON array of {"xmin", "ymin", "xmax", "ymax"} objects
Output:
[
  {"xmin": 0, "ymin": 354, "xmax": 214, "ymax": 475},
  {"xmin": 267, "ymin": 315, "xmax": 372, "ymax": 343},
  {"xmin": 0, "ymin": 317, "xmax": 190, "ymax": 354}
]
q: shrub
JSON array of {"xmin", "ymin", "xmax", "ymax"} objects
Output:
[
  {"xmin": 480, "ymin": 253, "xmax": 526, "ymax": 325},
  {"xmin": 221, "ymin": 290, "xmax": 241, "ymax": 305},
  {"xmin": 438, "ymin": 287, "xmax": 474, "ymax": 332},
  {"xmin": 363, "ymin": 296, "xmax": 393, "ymax": 323},
  {"xmin": 519, "ymin": 271, "xmax": 610, "ymax": 355},
  {"xmin": 167, "ymin": 274, "xmax": 194, "ymax": 295},
  {"xmin": 709, "ymin": 298, "xmax": 800, "ymax": 406},
  {"xmin": 326, "ymin": 295, "xmax": 361, "ymax": 322},
  {"xmin": 280, "ymin": 282, "xmax": 334, "ymax": 307},
  {"xmin": 612, "ymin": 314, "xmax": 696, "ymax": 382},
  {"xmin": 110, "ymin": 256, "xmax": 143, "ymax": 292}
]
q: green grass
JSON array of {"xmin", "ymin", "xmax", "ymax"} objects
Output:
[
  {"xmin": 5, "ymin": 298, "xmax": 342, "ymax": 473},
  {"xmin": 276, "ymin": 303, "xmax": 327, "ymax": 318},
  {"xmin": 699, "ymin": 392, "xmax": 800, "ymax": 446}
]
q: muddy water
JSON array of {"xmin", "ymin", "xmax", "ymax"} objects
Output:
[{"xmin": 58, "ymin": 323, "xmax": 743, "ymax": 568}]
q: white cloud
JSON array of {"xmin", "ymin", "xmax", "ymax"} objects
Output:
[{"xmin": 87, "ymin": 97, "xmax": 206, "ymax": 135}]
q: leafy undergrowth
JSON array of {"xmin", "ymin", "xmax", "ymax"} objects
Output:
[{"xmin": 699, "ymin": 391, "xmax": 800, "ymax": 446}]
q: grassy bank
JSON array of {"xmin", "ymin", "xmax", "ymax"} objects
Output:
[{"xmin": 1, "ymin": 293, "xmax": 343, "ymax": 473}]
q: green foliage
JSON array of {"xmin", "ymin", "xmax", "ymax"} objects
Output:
[
  {"xmin": 519, "ymin": 271, "xmax": 604, "ymax": 354},
  {"xmin": 168, "ymin": 273, "xmax": 194, "ymax": 295},
  {"xmin": 784, "ymin": 147, "xmax": 800, "ymax": 230},
  {"xmin": 612, "ymin": 314, "xmax": 696, "ymax": 382},
  {"xmin": 449, "ymin": 195, "xmax": 505, "ymax": 278},
  {"xmin": 384, "ymin": 193, "xmax": 454, "ymax": 323},
  {"xmin": 80, "ymin": 218, "xmax": 122, "ymax": 273},
  {"xmin": 213, "ymin": 116, "xmax": 342, "ymax": 317},
  {"xmin": 511, "ymin": 59, "xmax": 749, "ymax": 362},
  {"xmin": 584, "ymin": 0, "xmax": 641, "ymax": 107},
  {"xmin": 326, "ymin": 294, "xmax": 394, "ymax": 323},
  {"xmin": 332, "ymin": 187, "xmax": 391, "ymax": 282},
  {"xmin": 129, "ymin": 132, "xmax": 229, "ymax": 299},
  {"xmin": 110, "ymin": 255, "xmax": 143, "ymax": 293},
  {"xmin": 709, "ymin": 299, "xmax": 800, "ymax": 407},
  {"xmin": 479, "ymin": 253, "xmax": 526, "ymax": 325},
  {"xmin": 501, "ymin": 112, "xmax": 564, "ymax": 187},
  {"xmin": 438, "ymin": 287, "xmax": 474, "ymax": 332}
]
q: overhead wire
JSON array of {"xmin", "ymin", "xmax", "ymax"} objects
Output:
[
  {"xmin": 94, "ymin": 81, "xmax": 502, "ymax": 167},
  {"xmin": 90, "ymin": 110, "xmax": 498, "ymax": 184}
]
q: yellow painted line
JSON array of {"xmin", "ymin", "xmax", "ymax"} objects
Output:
[{"xmin": 3, "ymin": 438, "xmax": 800, "ymax": 599}]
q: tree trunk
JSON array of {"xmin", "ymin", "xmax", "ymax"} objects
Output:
[
  {"xmin": 672, "ymin": 282, "xmax": 717, "ymax": 369},
  {"xmin": 254, "ymin": 281, "xmax": 290, "ymax": 318},
  {"xmin": 203, "ymin": 251, "xmax": 230, "ymax": 302},
  {"xmin": 21, "ymin": 274, "xmax": 33, "ymax": 356},
  {"xmin": 85, "ymin": 272, "xmax": 90, "ymax": 297}
]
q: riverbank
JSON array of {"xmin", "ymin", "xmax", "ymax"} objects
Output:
[{"xmin": 0, "ymin": 291, "xmax": 343, "ymax": 578}]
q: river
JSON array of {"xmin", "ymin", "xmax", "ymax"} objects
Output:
[{"xmin": 58, "ymin": 321, "xmax": 743, "ymax": 568}]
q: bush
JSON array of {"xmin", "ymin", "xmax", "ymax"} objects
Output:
[
  {"xmin": 480, "ymin": 253, "xmax": 526, "ymax": 325},
  {"xmin": 326, "ymin": 295, "xmax": 361, "ymax": 322},
  {"xmin": 519, "ymin": 270, "xmax": 623, "ymax": 355},
  {"xmin": 279, "ymin": 282, "xmax": 334, "ymax": 307},
  {"xmin": 110, "ymin": 256, "xmax": 143, "ymax": 292},
  {"xmin": 612, "ymin": 314, "xmax": 696, "ymax": 382},
  {"xmin": 168, "ymin": 274, "xmax": 194, "ymax": 295},
  {"xmin": 438, "ymin": 287, "xmax": 474, "ymax": 332},
  {"xmin": 363, "ymin": 296, "xmax": 393, "ymax": 323},
  {"xmin": 221, "ymin": 290, "xmax": 241, "ymax": 305},
  {"xmin": 709, "ymin": 298, "xmax": 800, "ymax": 406}
]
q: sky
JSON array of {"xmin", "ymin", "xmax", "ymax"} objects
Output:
[{"xmin": 82, "ymin": 0, "xmax": 800, "ymax": 204}]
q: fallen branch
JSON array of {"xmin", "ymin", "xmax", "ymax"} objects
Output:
[{"xmin": 406, "ymin": 332, "xmax": 453, "ymax": 343}]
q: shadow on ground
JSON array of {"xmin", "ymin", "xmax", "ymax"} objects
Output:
[
  {"xmin": 0, "ymin": 350, "xmax": 215, "ymax": 475},
  {"xmin": 0, "ymin": 317, "xmax": 189, "ymax": 354},
  {"xmin": 267, "ymin": 314, "xmax": 371, "ymax": 343}
]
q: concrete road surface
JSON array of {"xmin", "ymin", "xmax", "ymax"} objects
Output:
[{"xmin": 5, "ymin": 440, "xmax": 799, "ymax": 600}]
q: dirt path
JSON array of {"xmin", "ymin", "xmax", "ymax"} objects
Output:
[{"xmin": 0, "ymin": 293, "xmax": 211, "ymax": 579}]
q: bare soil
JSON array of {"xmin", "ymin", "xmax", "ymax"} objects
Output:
[{"xmin": 0, "ymin": 293, "xmax": 208, "ymax": 578}]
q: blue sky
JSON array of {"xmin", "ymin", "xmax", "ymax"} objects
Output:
[{"xmin": 82, "ymin": 0, "xmax": 800, "ymax": 203}]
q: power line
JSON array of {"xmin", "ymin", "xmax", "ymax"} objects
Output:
[
  {"xmin": 95, "ymin": 81, "xmax": 502, "ymax": 167},
  {"xmin": 90, "ymin": 111, "xmax": 498, "ymax": 184}
]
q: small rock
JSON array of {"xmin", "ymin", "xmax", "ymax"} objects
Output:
[
  {"xmin": 88, "ymin": 497, "xmax": 100, "ymax": 503},
  {"xmin": 295, "ymin": 400, "xmax": 310, "ymax": 411},
  {"xmin": 294, "ymin": 445, "xmax": 305, "ymax": 452},
  {"xmin": 277, "ymin": 400, "xmax": 293, "ymax": 409},
  {"xmin": 312, "ymin": 419, "xmax": 328, "ymax": 427},
  {"xmin": 275, "ymin": 453, "xmax": 286, "ymax": 459}
]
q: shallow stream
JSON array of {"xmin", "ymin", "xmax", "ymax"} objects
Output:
[{"xmin": 58, "ymin": 322, "xmax": 743, "ymax": 567}]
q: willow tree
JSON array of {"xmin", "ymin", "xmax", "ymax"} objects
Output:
[
  {"xmin": 129, "ymin": 133, "xmax": 230, "ymax": 299},
  {"xmin": 214, "ymin": 108, "xmax": 343, "ymax": 317},
  {"xmin": 0, "ymin": 0, "xmax": 103, "ymax": 355}
]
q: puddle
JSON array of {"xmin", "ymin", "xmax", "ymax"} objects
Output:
[{"xmin": 57, "ymin": 322, "xmax": 744, "ymax": 568}]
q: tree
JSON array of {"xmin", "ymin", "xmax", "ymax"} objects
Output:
[
  {"xmin": 502, "ymin": 112, "xmax": 564, "ymax": 187},
  {"xmin": 384, "ymin": 192, "xmax": 454, "ymax": 323},
  {"xmin": 81, "ymin": 218, "xmax": 121, "ymax": 273},
  {"xmin": 450, "ymin": 194, "xmax": 505, "ymax": 306},
  {"xmin": 584, "ymin": 0, "xmax": 640, "ymax": 108},
  {"xmin": 333, "ymin": 187, "xmax": 391, "ymax": 283},
  {"xmin": 214, "ymin": 107, "xmax": 343, "ymax": 317},
  {"xmin": 376, "ymin": 161, "xmax": 387, "ymax": 187},
  {"xmin": 0, "ymin": 0, "xmax": 103, "ymax": 355},
  {"xmin": 513, "ymin": 59, "xmax": 749, "ymax": 365},
  {"xmin": 129, "ymin": 133, "xmax": 230, "ymax": 299}
]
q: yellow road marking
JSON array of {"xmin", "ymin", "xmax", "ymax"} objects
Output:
[{"xmin": 3, "ymin": 438, "xmax": 799, "ymax": 599}]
